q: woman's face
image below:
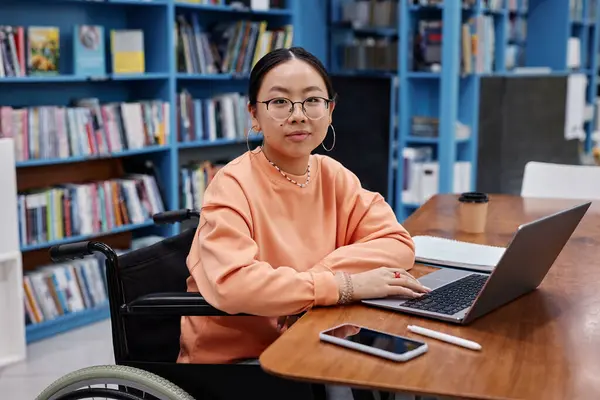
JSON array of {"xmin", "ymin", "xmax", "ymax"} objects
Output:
[{"xmin": 249, "ymin": 58, "xmax": 335, "ymax": 159}]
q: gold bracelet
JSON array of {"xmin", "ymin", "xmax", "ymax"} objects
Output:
[
  {"xmin": 344, "ymin": 272, "xmax": 354, "ymax": 303},
  {"xmin": 335, "ymin": 272, "xmax": 346, "ymax": 304},
  {"xmin": 336, "ymin": 272, "xmax": 354, "ymax": 305}
]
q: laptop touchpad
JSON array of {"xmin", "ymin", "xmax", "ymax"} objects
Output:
[{"xmin": 418, "ymin": 268, "xmax": 474, "ymax": 290}]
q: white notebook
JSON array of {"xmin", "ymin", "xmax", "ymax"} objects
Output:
[{"xmin": 413, "ymin": 235, "xmax": 506, "ymax": 273}]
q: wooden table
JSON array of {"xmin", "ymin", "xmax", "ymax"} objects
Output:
[{"xmin": 260, "ymin": 194, "xmax": 600, "ymax": 400}]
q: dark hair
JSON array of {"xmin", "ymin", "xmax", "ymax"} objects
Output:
[{"xmin": 248, "ymin": 47, "xmax": 336, "ymax": 105}]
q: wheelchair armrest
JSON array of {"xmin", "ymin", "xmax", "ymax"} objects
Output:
[{"xmin": 122, "ymin": 292, "xmax": 237, "ymax": 316}]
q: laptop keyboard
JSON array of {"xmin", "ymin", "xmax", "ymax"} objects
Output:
[{"xmin": 401, "ymin": 274, "xmax": 488, "ymax": 315}]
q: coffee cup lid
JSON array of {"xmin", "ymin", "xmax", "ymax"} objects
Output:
[{"xmin": 459, "ymin": 192, "xmax": 489, "ymax": 203}]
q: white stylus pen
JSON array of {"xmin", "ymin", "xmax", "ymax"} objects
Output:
[{"xmin": 407, "ymin": 325, "xmax": 482, "ymax": 351}]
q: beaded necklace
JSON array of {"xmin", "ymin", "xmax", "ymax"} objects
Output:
[{"xmin": 261, "ymin": 147, "xmax": 311, "ymax": 188}]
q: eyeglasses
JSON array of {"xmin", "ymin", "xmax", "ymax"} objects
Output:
[{"xmin": 257, "ymin": 96, "xmax": 333, "ymax": 122}]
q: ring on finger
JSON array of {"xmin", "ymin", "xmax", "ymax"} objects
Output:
[
  {"xmin": 398, "ymin": 269, "xmax": 418, "ymax": 281},
  {"xmin": 394, "ymin": 270, "xmax": 420, "ymax": 286}
]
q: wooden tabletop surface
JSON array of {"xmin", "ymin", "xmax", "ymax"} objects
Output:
[{"xmin": 259, "ymin": 194, "xmax": 600, "ymax": 400}]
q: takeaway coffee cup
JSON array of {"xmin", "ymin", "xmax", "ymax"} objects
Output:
[{"xmin": 458, "ymin": 192, "xmax": 489, "ymax": 233}]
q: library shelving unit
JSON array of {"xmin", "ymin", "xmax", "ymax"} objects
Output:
[
  {"xmin": 329, "ymin": 0, "xmax": 600, "ymax": 221},
  {"xmin": 329, "ymin": 0, "xmax": 484, "ymax": 220},
  {"xmin": 327, "ymin": 0, "xmax": 400, "ymax": 210},
  {"xmin": 0, "ymin": 0, "xmax": 297, "ymax": 346},
  {"xmin": 526, "ymin": 0, "xmax": 600, "ymax": 153}
]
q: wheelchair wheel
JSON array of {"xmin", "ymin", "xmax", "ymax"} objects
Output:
[{"xmin": 35, "ymin": 365, "xmax": 195, "ymax": 400}]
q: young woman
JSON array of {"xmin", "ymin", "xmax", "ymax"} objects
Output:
[{"xmin": 177, "ymin": 47, "xmax": 429, "ymax": 367}]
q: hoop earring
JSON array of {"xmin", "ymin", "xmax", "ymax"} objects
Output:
[
  {"xmin": 246, "ymin": 127, "xmax": 256, "ymax": 152},
  {"xmin": 322, "ymin": 124, "xmax": 336, "ymax": 152}
]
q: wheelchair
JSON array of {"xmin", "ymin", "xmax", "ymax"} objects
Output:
[{"xmin": 34, "ymin": 209, "xmax": 329, "ymax": 400}]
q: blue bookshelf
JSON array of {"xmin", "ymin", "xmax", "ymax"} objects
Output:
[
  {"xmin": 15, "ymin": 145, "xmax": 169, "ymax": 167},
  {"xmin": 26, "ymin": 303, "xmax": 110, "ymax": 344},
  {"xmin": 329, "ymin": 0, "xmax": 600, "ymax": 221},
  {"xmin": 21, "ymin": 221, "xmax": 156, "ymax": 252},
  {"xmin": 0, "ymin": 0, "xmax": 307, "ymax": 343}
]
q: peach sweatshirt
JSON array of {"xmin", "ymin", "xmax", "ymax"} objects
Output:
[{"xmin": 177, "ymin": 148, "xmax": 415, "ymax": 364}]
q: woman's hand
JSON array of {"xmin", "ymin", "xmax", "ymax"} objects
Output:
[{"xmin": 349, "ymin": 267, "xmax": 431, "ymax": 301}]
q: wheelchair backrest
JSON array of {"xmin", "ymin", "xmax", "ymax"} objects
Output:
[{"xmin": 115, "ymin": 227, "xmax": 196, "ymax": 363}]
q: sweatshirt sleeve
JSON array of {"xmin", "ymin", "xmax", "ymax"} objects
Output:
[
  {"xmin": 187, "ymin": 172, "xmax": 340, "ymax": 317},
  {"xmin": 311, "ymin": 165, "xmax": 416, "ymax": 275}
]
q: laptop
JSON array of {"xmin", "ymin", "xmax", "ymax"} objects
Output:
[{"xmin": 362, "ymin": 201, "xmax": 591, "ymax": 324}]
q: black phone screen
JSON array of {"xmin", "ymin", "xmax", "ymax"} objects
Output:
[{"xmin": 322, "ymin": 324, "xmax": 426, "ymax": 355}]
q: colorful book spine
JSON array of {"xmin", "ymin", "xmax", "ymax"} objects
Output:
[{"xmin": 73, "ymin": 25, "xmax": 106, "ymax": 76}]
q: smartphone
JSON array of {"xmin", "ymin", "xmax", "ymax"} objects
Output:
[{"xmin": 319, "ymin": 323, "xmax": 428, "ymax": 362}]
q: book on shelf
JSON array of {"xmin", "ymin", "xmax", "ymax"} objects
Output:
[
  {"xmin": 17, "ymin": 173, "xmax": 165, "ymax": 247},
  {"xmin": 505, "ymin": 44, "xmax": 518, "ymax": 71},
  {"xmin": 341, "ymin": 37, "xmax": 398, "ymax": 72},
  {"xmin": 402, "ymin": 147, "xmax": 472, "ymax": 205},
  {"xmin": 175, "ymin": 15, "xmax": 293, "ymax": 75},
  {"xmin": 411, "ymin": 116, "xmax": 471, "ymax": 139},
  {"xmin": 411, "ymin": 5, "xmax": 518, "ymax": 74},
  {"xmin": 339, "ymin": 0, "xmax": 398, "ymax": 28},
  {"xmin": 413, "ymin": 19, "xmax": 442, "ymax": 72},
  {"xmin": 507, "ymin": 0, "xmax": 528, "ymax": 12},
  {"xmin": 177, "ymin": 90, "xmax": 251, "ymax": 142},
  {"xmin": 482, "ymin": 0, "xmax": 503, "ymax": 11},
  {"xmin": 413, "ymin": 235, "xmax": 505, "ymax": 273},
  {"xmin": 111, "ymin": 29, "xmax": 145, "ymax": 74},
  {"xmin": 74, "ymin": 25, "xmax": 106, "ymax": 76},
  {"xmin": 0, "ymin": 99, "xmax": 170, "ymax": 163},
  {"xmin": 461, "ymin": 15, "xmax": 496, "ymax": 74},
  {"xmin": 567, "ymin": 37, "xmax": 581, "ymax": 69},
  {"xmin": 0, "ymin": 25, "xmax": 26, "ymax": 77},
  {"xmin": 27, "ymin": 26, "xmax": 60, "ymax": 76},
  {"xmin": 410, "ymin": 0, "xmax": 477, "ymax": 6},
  {"xmin": 176, "ymin": 0, "xmax": 286, "ymax": 11},
  {"xmin": 245, "ymin": 0, "xmax": 285, "ymax": 11},
  {"xmin": 569, "ymin": 0, "xmax": 587, "ymax": 21},
  {"xmin": 508, "ymin": 17, "xmax": 527, "ymax": 42},
  {"xmin": 24, "ymin": 257, "xmax": 108, "ymax": 326},
  {"xmin": 181, "ymin": 160, "xmax": 225, "ymax": 209},
  {"xmin": 461, "ymin": 9, "xmax": 528, "ymax": 74}
]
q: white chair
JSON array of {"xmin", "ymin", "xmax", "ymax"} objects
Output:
[{"xmin": 521, "ymin": 161, "xmax": 600, "ymax": 200}]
